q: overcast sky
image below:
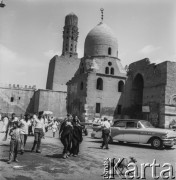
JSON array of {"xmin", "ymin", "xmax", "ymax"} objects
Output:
[{"xmin": 0, "ymin": 0, "xmax": 175, "ymax": 89}]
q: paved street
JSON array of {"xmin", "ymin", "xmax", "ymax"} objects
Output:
[{"xmin": 0, "ymin": 124, "xmax": 176, "ymax": 180}]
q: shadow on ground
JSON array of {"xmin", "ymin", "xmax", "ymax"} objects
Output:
[
  {"xmin": 89, "ymin": 139, "xmax": 176, "ymax": 151},
  {"xmin": 45, "ymin": 154, "xmax": 63, "ymax": 159},
  {"xmin": 5, "ymin": 175, "xmax": 33, "ymax": 180},
  {"xmin": 0, "ymin": 158, "xmax": 8, "ymax": 162},
  {"xmin": 0, "ymin": 144, "xmax": 9, "ymax": 147}
]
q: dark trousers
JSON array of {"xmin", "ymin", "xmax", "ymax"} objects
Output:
[
  {"xmin": 45, "ymin": 126, "xmax": 48, "ymax": 133},
  {"xmin": 53, "ymin": 132, "xmax": 55, "ymax": 137},
  {"xmin": 61, "ymin": 134, "xmax": 72, "ymax": 154},
  {"xmin": 102, "ymin": 131, "xmax": 109, "ymax": 148},
  {"xmin": 71, "ymin": 137, "xmax": 80, "ymax": 155},
  {"xmin": 9, "ymin": 140, "xmax": 20, "ymax": 161},
  {"xmin": 32, "ymin": 128, "xmax": 43, "ymax": 151},
  {"xmin": 20, "ymin": 134, "xmax": 28, "ymax": 151},
  {"xmin": 28, "ymin": 126, "xmax": 33, "ymax": 135}
]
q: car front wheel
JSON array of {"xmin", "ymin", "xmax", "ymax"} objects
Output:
[{"xmin": 151, "ymin": 137, "xmax": 163, "ymax": 149}]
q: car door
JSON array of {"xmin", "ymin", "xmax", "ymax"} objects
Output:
[
  {"xmin": 123, "ymin": 121, "xmax": 140, "ymax": 143},
  {"xmin": 111, "ymin": 121, "xmax": 126, "ymax": 141}
]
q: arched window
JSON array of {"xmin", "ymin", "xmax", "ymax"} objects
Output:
[
  {"xmin": 118, "ymin": 81, "xmax": 124, "ymax": 92},
  {"xmin": 96, "ymin": 78, "xmax": 103, "ymax": 90},
  {"xmin": 80, "ymin": 82, "xmax": 83, "ymax": 90},
  {"xmin": 105, "ymin": 67, "xmax": 109, "ymax": 74},
  {"xmin": 111, "ymin": 68, "xmax": 114, "ymax": 75},
  {"xmin": 108, "ymin": 47, "xmax": 111, "ymax": 55}
]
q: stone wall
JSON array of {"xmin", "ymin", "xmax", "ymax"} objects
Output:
[
  {"xmin": 86, "ymin": 73, "xmax": 126, "ymax": 120},
  {"xmin": 46, "ymin": 55, "xmax": 80, "ymax": 91},
  {"xmin": 67, "ymin": 56, "xmax": 126, "ymax": 121},
  {"xmin": 123, "ymin": 59, "xmax": 176, "ymax": 128},
  {"xmin": 0, "ymin": 85, "xmax": 35, "ymax": 117},
  {"xmin": 67, "ymin": 72, "xmax": 88, "ymax": 121},
  {"xmin": 34, "ymin": 89, "xmax": 67, "ymax": 118},
  {"xmin": 163, "ymin": 62, "xmax": 176, "ymax": 128}
]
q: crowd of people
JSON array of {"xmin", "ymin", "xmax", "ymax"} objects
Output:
[
  {"xmin": 0, "ymin": 112, "xmax": 61, "ymax": 163},
  {"xmin": 0, "ymin": 112, "xmax": 111, "ymax": 162}
]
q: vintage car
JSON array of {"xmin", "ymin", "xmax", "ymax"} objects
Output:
[{"xmin": 91, "ymin": 119, "xmax": 176, "ymax": 149}]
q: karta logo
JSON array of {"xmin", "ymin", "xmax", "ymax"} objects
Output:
[{"xmin": 103, "ymin": 158, "xmax": 176, "ymax": 179}]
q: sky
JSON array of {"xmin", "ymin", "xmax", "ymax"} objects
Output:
[{"xmin": 0, "ymin": 0, "xmax": 176, "ymax": 89}]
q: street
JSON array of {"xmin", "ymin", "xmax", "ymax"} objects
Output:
[{"xmin": 0, "ymin": 126, "xmax": 176, "ymax": 180}]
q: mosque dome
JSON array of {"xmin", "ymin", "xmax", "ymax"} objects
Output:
[
  {"xmin": 84, "ymin": 22, "xmax": 118, "ymax": 58},
  {"xmin": 65, "ymin": 13, "xmax": 78, "ymax": 26}
]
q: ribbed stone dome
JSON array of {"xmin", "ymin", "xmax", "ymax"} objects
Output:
[
  {"xmin": 65, "ymin": 13, "xmax": 78, "ymax": 26},
  {"xmin": 84, "ymin": 22, "xmax": 118, "ymax": 58}
]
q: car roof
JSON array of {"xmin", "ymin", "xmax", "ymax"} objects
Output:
[{"xmin": 113, "ymin": 119, "xmax": 144, "ymax": 122}]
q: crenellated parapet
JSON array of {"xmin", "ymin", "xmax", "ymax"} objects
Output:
[{"xmin": 0, "ymin": 83, "xmax": 36, "ymax": 90}]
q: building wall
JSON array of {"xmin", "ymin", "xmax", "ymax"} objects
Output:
[
  {"xmin": 163, "ymin": 62, "xmax": 176, "ymax": 128},
  {"xmin": 46, "ymin": 57, "xmax": 55, "ymax": 90},
  {"xmin": 0, "ymin": 85, "xmax": 35, "ymax": 117},
  {"xmin": 67, "ymin": 56, "xmax": 126, "ymax": 122},
  {"xmin": 86, "ymin": 73, "xmax": 126, "ymax": 120},
  {"xmin": 67, "ymin": 73, "xmax": 88, "ymax": 121},
  {"xmin": 46, "ymin": 55, "xmax": 80, "ymax": 91},
  {"xmin": 123, "ymin": 59, "xmax": 176, "ymax": 128},
  {"xmin": 34, "ymin": 89, "xmax": 67, "ymax": 118}
]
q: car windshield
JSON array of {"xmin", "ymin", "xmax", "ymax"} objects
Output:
[{"xmin": 140, "ymin": 120, "xmax": 154, "ymax": 128}]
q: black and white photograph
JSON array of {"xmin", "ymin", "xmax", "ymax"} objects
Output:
[{"xmin": 0, "ymin": 0, "xmax": 176, "ymax": 179}]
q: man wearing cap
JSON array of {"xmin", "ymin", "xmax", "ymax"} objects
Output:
[{"xmin": 100, "ymin": 117, "xmax": 111, "ymax": 149}]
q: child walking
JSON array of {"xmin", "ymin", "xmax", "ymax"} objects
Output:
[
  {"xmin": 7, "ymin": 121, "xmax": 21, "ymax": 164},
  {"xmin": 51, "ymin": 120, "xmax": 58, "ymax": 138}
]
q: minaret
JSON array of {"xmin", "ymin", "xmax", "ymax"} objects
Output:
[{"xmin": 62, "ymin": 13, "xmax": 79, "ymax": 58}]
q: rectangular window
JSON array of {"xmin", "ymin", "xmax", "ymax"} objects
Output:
[
  {"xmin": 126, "ymin": 122, "xmax": 137, "ymax": 128},
  {"xmin": 117, "ymin": 105, "xmax": 122, "ymax": 114},
  {"xmin": 96, "ymin": 103, "xmax": 101, "ymax": 113},
  {"xmin": 10, "ymin": 97, "xmax": 14, "ymax": 102}
]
